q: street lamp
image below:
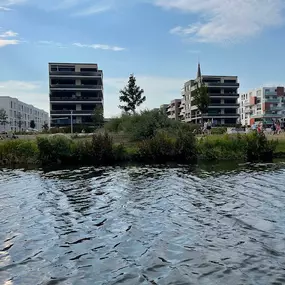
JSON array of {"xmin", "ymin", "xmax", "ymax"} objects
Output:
[{"xmin": 70, "ymin": 110, "xmax": 73, "ymax": 134}]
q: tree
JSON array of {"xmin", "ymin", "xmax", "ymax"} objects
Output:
[
  {"xmin": 0, "ymin": 109, "xmax": 8, "ymax": 131},
  {"xmin": 30, "ymin": 120, "xmax": 36, "ymax": 129},
  {"xmin": 92, "ymin": 106, "xmax": 104, "ymax": 129},
  {"xmin": 119, "ymin": 74, "xmax": 146, "ymax": 114},
  {"xmin": 42, "ymin": 122, "xmax": 49, "ymax": 132},
  {"xmin": 192, "ymin": 81, "xmax": 209, "ymax": 123},
  {"xmin": 17, "ymin": 112, "xmax": 22, "ymax": 131}
]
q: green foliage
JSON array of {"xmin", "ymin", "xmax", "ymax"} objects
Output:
[
  {"xmin": 42, "ymin": 122, "xmax": 49, "ymax": 132},
  {"xmin": 0, "ymin": 108, "xmax": 8, "ymax": 129},
  {"xmin": 211, "ymin": 127, "xmax": 227, "ymax": 135},
  {"xmin": 245, "ymin": 132, "xmax": 277, "ymax": 162},
  {"xmin": 92, "ymin": 106, "xmax": 104, "ymax": 129},
  {"xmin": 138, "ymin": 131, "xmax": 197, "ymax": 163},
  {"xmin": 0, "ymin": 140, "xmax": 38, "ymax": 165},
  {"xmin": 90, "ymin": 133, "xmax": 114, "ymax": 164},
  {"xmin": 192, "ymin": 82, "xmax": 209, "ymax": 116},
  {"xmin": 119, "ymin": 74, "xmax": 146, "ymax": 114},
  {"xmin": 105, "ymin": 109, "xmax": 195, "ymax": 141},
  {"xmin": 30, "ymin": 120, "xmax": 36, "ymax": 129}
]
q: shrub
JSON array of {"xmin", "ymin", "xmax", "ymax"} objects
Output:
[
  {"xmin": 175, "ymin": 131, "xmax": 197, "ymax": 162},
  {"xmin": 245, "ymin": 132, "xmax": 277, "ymax": 162},
  {"xmin": 211, "ymin": 127, "xmax": 227, "ymax": 135},
  {"xmin": 90, "ymin": 132, "xmax": 114, "ymax": 164},
  {"xmin": 0, "ymin": 140, "xmax": 38, "ymax": 165},
  {"xmin": 37, "ymin": 135, "xmax": 73, "ymax": 164},
  {"xmin": 138, "ymin": 132, "xmax": 175, "ymax": 162}
]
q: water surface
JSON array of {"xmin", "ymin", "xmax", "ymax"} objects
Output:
[{"xmin": 1, "ymin": 163, "xmax": 285, "ymax": 285}]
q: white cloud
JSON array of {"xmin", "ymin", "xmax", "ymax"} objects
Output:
[
  {"xmin": 0, "ymin": 80, "xmax": 48, "ymax": 111},
  {"xmin": 155, "ymin": 0, "xmax": 285, "ymax": 43},
  {"xmin": 0, "ymin": 39, "xmax": 19, "ymax": 46},
  {"xmin": 72, "ymin": 5, "xmax": 110, "ymax": 16},
  {"xmin": 37, "ymin": 40, "xmax": 66, "ymax": 48},
  {"xmin": 0, "ymin": 30, "xmax": 18, "ymax": 37},
  {"xmin": 104, "ymin": 75, "xmax": 186, "ymax": 117},
  {"xmin": 0, "ymin": 6, "xmax": 12, "ymax": 10},
  {"xmin": 73, "ymin": 42, "xmax": 125, "ymax": 51},
  {"xmin": 0, "ymin": 30, "xmax": 20, "ymax": 47}
]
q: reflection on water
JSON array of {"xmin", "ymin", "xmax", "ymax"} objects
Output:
[{"xmin": 1, "ymin": 162, "xmax": 285, "ymax": 284}]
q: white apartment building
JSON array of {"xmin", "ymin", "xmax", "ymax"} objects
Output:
[
  {"xmin": 0, "ymin": 96, "xmax": 49, "ymax": 132},
  {"xmin": 240, "ymin": 86, "xmax": 285, "ymax": 126}
]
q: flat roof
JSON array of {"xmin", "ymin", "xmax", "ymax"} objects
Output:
[{"xmin": 49, "ymin": 62, "xmax": 98, "ymax": 65}]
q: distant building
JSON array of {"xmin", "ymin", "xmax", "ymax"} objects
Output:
[
  {"xmin": 160, "ymin": 104, "xmax": 169, "ymax": 114},
  {"xmin": 0, "ymin": 96, "xmax": 49, "ymax": 132},
  {"xmin": 167, "ymin": 99, "xmax": 181, "ymax": 120},
  {"xmin": 49, "ymin": 62, "xmax": 103, "ymax": 127},
  {"xmin": 240, "ymin": 86, "xmax": 285, "ymax": 126},
  {"xmin": 182, "ymin": 64, "xmax": 240, "ymax": 125}
]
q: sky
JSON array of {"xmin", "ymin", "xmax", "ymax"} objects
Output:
[{"xmin": 0, "ymin": 0, "xmax": 285, "ymax": 117}]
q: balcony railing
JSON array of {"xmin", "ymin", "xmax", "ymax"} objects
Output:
[
  {"xmin": 209, "ymin": 93, "xmax": 239, "ymax": 97},
  {"xmin": 265, "ymin": 98, "xmax": 279, "ymax": 103},
  {"xmin": 209, "ymin": 103, "xmax": 239, "ymax": 107},
  {"xmin": 204, "ymin": 113, "xmax": 239, "ymax": 117},
  {"xmin": 206, "ymin": 82, "xmax": 239, "ymax": 87},
  {"xmin": 50, "ymin": 96, "xmax": 103, "ymax": 101},
  {"xmin": 50, "ymin": 110, "xmax": 94, "ymax": 115},
  {"xmin": 50, "ymin": 71, "xmax": 102, "ymax": 76},
  {"xmin": 50, "ymin": 84, "xmax": 103, "ymax": 90}
]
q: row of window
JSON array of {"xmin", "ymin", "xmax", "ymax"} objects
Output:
[{"xmin": 10, "ymin": 102, "xmax": 46, "ymax": 117}]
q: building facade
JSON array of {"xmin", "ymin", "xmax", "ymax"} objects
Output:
[
  {"xmin": 182, "ymin": 64, "xmax": 240, "ymax": 125},
  {"xmin": 0, "ymin": 96, "xmax": 49, "ymax": 132},
  {"xmin": 167, "ymin": 99, "xmax": 181, "ymax": 120},
  {"xmin": 49, "ymin": 62, "xmax": 103, "ymax": 127},
  {"xmin": 240, "ymin": 87, "xmax": 285, "ymax": 126}
]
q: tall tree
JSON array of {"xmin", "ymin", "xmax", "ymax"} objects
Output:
[
  {"xmin": 119, "ymin": 74, "xmax": 146, "ymax": 114},
  {"xmin": 42, "ymin": 122, "xmax": 49, "ymax": 132},
  {"xmin": 0, "ymin": 109, "xmax": 8, "ymax": 131},
  {"xmin": 30, "ymin": 120, "xmax": 36, "ymax": 129},
  {"xmin": 92, "ymin": 106, "xmax": 104, "ymax": 129},
  {"xmin": 192, "ymin": 81, "xmax": 209, "ymax": 123}
]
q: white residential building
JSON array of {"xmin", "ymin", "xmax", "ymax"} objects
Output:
[
  {"xmin": 240, "ymin": 86, "xmax": 285, "ymax": 127},
  {"xmin": 0, "ymin": 96, "xmax": 49, "ymax": 132}
]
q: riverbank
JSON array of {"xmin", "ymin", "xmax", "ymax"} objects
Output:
[{"xmin": 0, "ymin": 131, "xmax": 279, "ymax": 167}]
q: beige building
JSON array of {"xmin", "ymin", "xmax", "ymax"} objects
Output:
[
  {"xmin": 49, "ymin": 62, "xmax": 103, "ymax": 127},
  {"xmin": 167, "ymin": 99, "xmax": 181, "ymax": 120},
  {"xmin": 182, "ymin": 64, "xmax": 239, "ymax": 125},
  {"xmin": 0, "ymin": 96, "xmax": 49, "ymax": 132}
]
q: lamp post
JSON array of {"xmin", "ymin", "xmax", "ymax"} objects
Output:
[{"xmin": 70, "ymin": 110, "xmax": 73, "ymax": 134}]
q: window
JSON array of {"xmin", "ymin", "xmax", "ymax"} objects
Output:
[{"xmin": 11, "ymin": 101, "xmax": 13, "ymax": 108}]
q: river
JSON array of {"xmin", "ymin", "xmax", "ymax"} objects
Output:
[{"xmin": 1, "ymin": 163, "xmax": 285, "ymax": 285}]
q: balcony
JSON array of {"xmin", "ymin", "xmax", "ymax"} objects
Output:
[
  {"xmin": 209, "ymin": 103, "xmax": 239, "ymax": 107},
  {"xmin": 50, "ymin": 71, "xmax": 102, "ymax": 77},
  {"xmin": 270, "ymin": 106, "xmax": 283, "ymax": 111},
  {"xmin": 206, "ymin": 82, "xmax": 239, "ymax": 87},
  {"xmin": 50, "ymin": 96, "xmax": 103, "ymax": 102},
  {"xmin": 209, "ymin": 93, "xmax": 239, "ymax": 97},
  {"xmin": 50, "ymin": 84, "xmax": 103, "ymax": 90},
  {"xmin": 265, "ymin": 98, "xmax": 279, "ymax": 103},
  {"xmin": 204, "ymin": 113, "xmax": 239, "ymax": 117},
  {"xmin": 50, "ymin": 110, "xmax": 94, "ymax": 115}
]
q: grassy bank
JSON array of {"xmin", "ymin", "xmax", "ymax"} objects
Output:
[
  {"xmin": 0, "ymin": 111, "xmax": 281, "ymax": 167},
  {"xmin": 0, "ymin": 131, "xmax": 278, "ymax": 167}
]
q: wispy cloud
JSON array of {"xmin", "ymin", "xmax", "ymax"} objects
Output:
[
  {"xmin": 37, "ymin": 40, "xmax": 66, "ymax": 48},
  {"xmin": 72, "ymin": 5, "xmax": 110, "ymax": 16},
  {"xmin": 0, "ymin": 6, "xmax": 12, "ymax": 10},
  {"xmin": 73, "ymin": 42, "xmax": 126, "ymax": 51},
  {"xmin": 0, "ymin": 30, "xmax": 18, "ymax": 37},
  {"xmin": 0, "ymin": 29, "xmax": 19, "ymax": 47},
  {"xmin": 155, "ymin": 0, "xmax": 285, "ymax": 43}
]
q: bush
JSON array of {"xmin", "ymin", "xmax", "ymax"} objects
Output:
[
  {"xmin": 175, "ymin": 131, "xmax": 197, "ymax": 162},
  {"xmin": 0, "ymin": 140, "xmax": 38, "ymax": 165},
  {"xmin": 37, "ymin": 135, "xmax": 73, "ymax": 164},
  {"xmin": 211, "ymin": 127, "xmax": 227, "ymax": 135},
  {"xmin": 245, "ymin": 132, "xmax": 277, "ymax": 162},
  {"xmin": 90, "ymin": 132, "xmax": 114, "ymax": 164}
]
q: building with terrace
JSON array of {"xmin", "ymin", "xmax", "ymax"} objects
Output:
[{"xmin": 49, "ymin": 62, "xmax": 103, "ymax": 127}]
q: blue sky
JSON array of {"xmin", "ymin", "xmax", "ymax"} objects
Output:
[{"xmin": 0, "ymin": 0, "xmax": 285, "ymax": 117}]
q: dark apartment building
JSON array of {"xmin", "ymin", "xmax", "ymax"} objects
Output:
[
  {"xmin": 49, "ymin": 63, "xmax": 103, "ymax": 127},
  {"xmin": 182, "ymin": 64, "xmax": 239, "ymax": 125}
]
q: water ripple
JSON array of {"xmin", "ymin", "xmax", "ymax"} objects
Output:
[{"xmin": 1, "ymin": 163, "xmax": 285, "ymax": 284}]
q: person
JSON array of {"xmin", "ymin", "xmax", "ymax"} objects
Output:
[
  {"xmin": 271, "ymin": 122, "xmax": 276, "ymax": 135},
  {"xmin": 251, "ymin": 122, "xmax": 257, "ymax": 131},
  {"xmin": 276, "ymin": 121, "xmax": 281, "ymax": 135},
  {"xmin": 203, "ymin": 121, "xmax": 207, "ymax": 135}
]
